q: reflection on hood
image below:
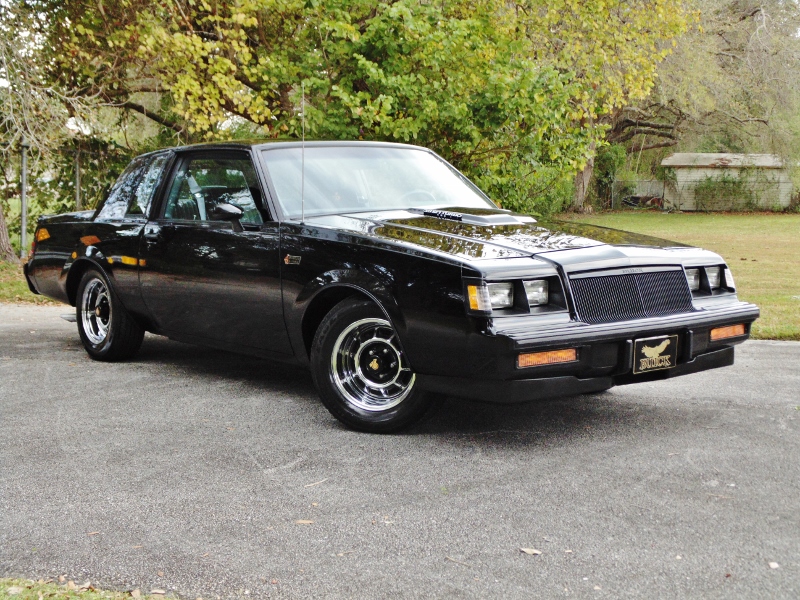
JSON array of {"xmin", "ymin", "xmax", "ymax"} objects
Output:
[{"xmin": 307, "ymin": 209, "xmax": 687, "ymax": 261}]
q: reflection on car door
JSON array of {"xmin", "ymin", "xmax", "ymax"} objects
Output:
[{"xmin": 138, "ymin": 150, "xmax": 292, "ymax": 356}]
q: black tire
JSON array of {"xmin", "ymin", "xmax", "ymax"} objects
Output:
[
  {"xmin": 310, "ymin": 298, "xmax": 432, "ymax": 433},
  {"xmin": 75, "ymin": 267, "xmax": 144, "ymax": 362}
]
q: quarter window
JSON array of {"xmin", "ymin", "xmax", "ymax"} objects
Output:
[
  {"xmin": 127, "ymin": 153, "xmax": 171, "ymax": 217},
  {"xmin": 95, "ymin": 156, "xmax": 150, "ymax": 221}
]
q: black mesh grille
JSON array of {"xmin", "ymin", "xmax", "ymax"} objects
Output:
[{"xmin": 570, "ymin": 269, "xmax": 694, "ymax": 324}]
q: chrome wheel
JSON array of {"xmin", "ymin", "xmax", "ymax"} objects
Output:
[
  {"xmin": 80, "ymin": 277, "xmax": 111, "ymax": 346},
  {"xmin": 331, "ymin": 317, "xmax": 415, "ymax": 412}
]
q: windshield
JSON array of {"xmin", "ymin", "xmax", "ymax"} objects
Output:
[{"xmin": 260, "ymin": 146, "xmax": 496, "ymax": 218}]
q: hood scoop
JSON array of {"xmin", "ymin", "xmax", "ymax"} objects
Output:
[{"xmin": 408, "ymin": 208, "xmax": 536, "ymax": 226}]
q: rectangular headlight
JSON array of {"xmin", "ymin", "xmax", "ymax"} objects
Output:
[
  {"xmin": 523, "ymin": 280, "xmax": 549, "ymax": 306},
  {"xmin": 487, "ymin": 282, "xmax": 514, "ymax": 309},
  {"xmin": 685, "ymin": 268, "xmax": 700, "ymax": 291},
  {"xmin": 706, "ymin": 266, "xmax": 722, "ymax": 289}
]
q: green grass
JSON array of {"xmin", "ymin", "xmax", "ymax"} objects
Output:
[
  {"xmin": 559, "ymin": 211, "xmax": 800, "ymax": 341},
  {"xmin": 0, "ymin": 578, "xmax": 168, "ymax": 599},
  {"xmin": 0, "ymin": 261, "xmax": 54, "ymax": 304}
]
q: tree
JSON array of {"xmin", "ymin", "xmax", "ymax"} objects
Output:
[
  {"xmin": 515, "ymin": 0, "xmax": 691, "ymax": 207},
  {"xmin": 55, "ymin": 0, "xmax": 689, "ymax": 212},
  {"xmin": 613, "ymin": 0, "xmax": 800, "ymax": 167}
]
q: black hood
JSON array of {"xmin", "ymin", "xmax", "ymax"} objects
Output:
[{"xmin": 307, "ymin": 207, "xmax": 687, "ymax": 261}]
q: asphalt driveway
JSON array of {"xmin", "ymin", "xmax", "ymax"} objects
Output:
[{"xmin": 1, "ymin": 303, "xmax": 798, "ymax": 599}]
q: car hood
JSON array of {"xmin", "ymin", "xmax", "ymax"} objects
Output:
[{"xmin": 306, "ymin": 207, "xmax": 690, "ymax": 262}]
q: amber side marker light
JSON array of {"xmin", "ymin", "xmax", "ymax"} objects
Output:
[
  {"xmin": 710, "ymin": 323, "xmax": 746, "ymax": 341},
  {"xmin": 80, "ymin": 235, "xmax": 101, "ymax": 246},
  {"xmin": 518, "ymin": 348, "xmax": 578, "ymax": 368},
  {"xmin": 35, "ymin": 228, "xmax": 50, "ymax": 242}
]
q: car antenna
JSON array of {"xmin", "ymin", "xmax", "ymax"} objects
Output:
[{"xmin": 301, "ymin": 80, "xmax": 305, "ymax": 224}]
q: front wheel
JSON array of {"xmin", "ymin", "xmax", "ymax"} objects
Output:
[
  {"xmin": 310, "ymin": 298, "xmax": 432, "ymax": 433},
  {"xmin": 76, "ymin": 267, "xmax": 144, "ymax": 361}
]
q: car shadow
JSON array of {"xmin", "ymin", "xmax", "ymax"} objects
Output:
[{"xmin": 118, "ymin": 334, "xmax": 682, "ymax": 447}]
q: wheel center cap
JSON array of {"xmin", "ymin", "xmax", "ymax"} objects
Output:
[
  {"xmin": 95, "ymin": 306, "xmax": 102, "ymax": 317},
  {"xmin": 369, "ymin": 358, "xmax": 381, "ymax": 371}
]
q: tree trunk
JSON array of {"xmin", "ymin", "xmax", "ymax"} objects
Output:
[
  {"xmin": 573, "ymin": 152, "xmax": 595, "ymax": 210},
  {"xmin": 0, "ymin": 201, "xmax": 19, "ymax": 263}
]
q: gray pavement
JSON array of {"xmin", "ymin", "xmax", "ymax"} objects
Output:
[{"xmin": 1, "ymin": 303, "xmax": 798, "ymax": 599}]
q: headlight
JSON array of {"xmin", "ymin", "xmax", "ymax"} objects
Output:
[
  {"xmin": 523, "ymin": 280, "xmax": 549, "ymax": 306},
  {"xmin": 706, "ymin": 266, "xmax": 722, "ymax": 289},
  {"xmin": 487, "ymin": 282, "xmax": 514, "ymax": 308},
  {"xmin": 685, "ymin": 268, "xmax": 700, "ymax": 291}
]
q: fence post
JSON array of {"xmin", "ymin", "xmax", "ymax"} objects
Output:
[
  {"xmin": 75, "ymin": 149, "xmax": 81, "ymax": 211},
  {"xmin": 20, "ymin": 138, "xmax": 29, "ymax": 260}
]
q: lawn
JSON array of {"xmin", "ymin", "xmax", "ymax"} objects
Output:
[
  {"xmin": 559, "ymin": 211, "xmax": 800, "ymax": 341},
  {"xmin": 0, "ymin": 578, "xmax": 164, "ymax": 599},
  {"xmin": 0, "ymin": 260, "xmax": 54, "ymax": 305}
]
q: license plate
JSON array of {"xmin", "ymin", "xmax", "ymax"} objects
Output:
[{"xmin": 633, "ymin": 335, "xmax": 679, "ymax": 374}]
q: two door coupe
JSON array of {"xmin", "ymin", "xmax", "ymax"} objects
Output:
[{"xmin": 25, "ymin": 141, "xmax": 759, "ymax": 432}]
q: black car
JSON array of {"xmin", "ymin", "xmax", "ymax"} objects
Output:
[{"xmin": 25, "ymin": 141, "xmax": 759, "ymax": 432}]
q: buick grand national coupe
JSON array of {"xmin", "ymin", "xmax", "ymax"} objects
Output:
[{"xmin": 25, "ymin": 141, "xmax": 759, "ymax": 432}]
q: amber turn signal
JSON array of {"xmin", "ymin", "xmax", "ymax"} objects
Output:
[
  {"xmin": 710, "ymin": 323, "xmax": 746, "ymax": 341},
  {"xmin": 35, "ymin": 228, "xmax": 50, "ymax": 242},
  {"xmin": 518, "ymin": 348, "xmax": 578, "ymax": 368},
  {"xmin": 80, "ymin": 235, "xmax": 101, "ymax": 246}
]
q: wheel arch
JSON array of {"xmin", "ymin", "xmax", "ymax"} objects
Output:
[
  {"xmin": 65, "ymin": 257, "xmax": 112, "ymax": 306},
  {"xmin": 299, "ymin": 276, "xmax": 406, "ymax": 360}
]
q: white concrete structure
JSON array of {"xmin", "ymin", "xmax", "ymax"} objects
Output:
[{"xmin": 660, "ymin": 153, "xmax": 793, "ymax": 211}]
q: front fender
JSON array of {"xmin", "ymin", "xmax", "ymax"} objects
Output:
[{"xmin": 286, "ymin": 269, "xmax": 407, "ymax": 366}]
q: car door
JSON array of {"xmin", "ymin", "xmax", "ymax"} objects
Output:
[{"xmin": 138, "ymin": 150, "xmax": 292, "ymax": 356}]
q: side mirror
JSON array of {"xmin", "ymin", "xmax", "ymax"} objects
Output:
[{"xmin": 210, "ymin": 202, "xmax": 244, "ymax": 232}]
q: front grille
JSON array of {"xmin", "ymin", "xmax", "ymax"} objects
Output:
[{"xmin": 569, "ymin": 269, "xmax": 694, "ymax": 324}]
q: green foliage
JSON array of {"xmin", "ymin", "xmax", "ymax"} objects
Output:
[
  {"xmin": 593, "ymin": 145, "xmax": 626, "ymax": 205},
  {"xmin": 693, "ymin": 173, "xmax": 756, "ymax": 211},
  {"xmin": 47, "ymin": 0, "xmax": 690, "ymax": 214}
]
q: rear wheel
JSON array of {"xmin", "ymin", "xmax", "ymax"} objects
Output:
[
  {"xmin": 76, "ymin": 267, "xmax": 144, "ymax": 361},
  {"xmin": 310, "ymin": 298, "xmax": 432, "ymax": 433}
]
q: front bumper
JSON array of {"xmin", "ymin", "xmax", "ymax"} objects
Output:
[
  {"xmin": 417, "ymin": 345, "xmax": 734, "ymax": 403},
  {"xmin": 414, "ymin": 301, "xmax": 758, "ymax": 403}
]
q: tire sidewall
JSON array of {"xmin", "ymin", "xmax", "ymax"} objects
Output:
[
  {"xmin": 310, "ymin": 298, "xmax": 430, "ymax": 433},
  {"xmin": 76, "ymin": 267, "xmax": 120, "ymax": 360}
]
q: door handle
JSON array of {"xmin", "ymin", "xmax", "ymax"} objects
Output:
[{"xmin": 144, "ymin": 223, "xmax": 174, "ymax": 241}]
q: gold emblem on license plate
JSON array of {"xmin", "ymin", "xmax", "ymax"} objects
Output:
[{"xmin": 634, "ymin": 335, "xmax": 679, "ymax": 374}]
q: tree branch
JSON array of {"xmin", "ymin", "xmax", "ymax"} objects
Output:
[
  {"xmin": 625, "ymin": 140, "xmax": 678, "ymax": 154},
  {"xmin": 120, "ymin": 101, "xmax": 184, "ymax": 132}
]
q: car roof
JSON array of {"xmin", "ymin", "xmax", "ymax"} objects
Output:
[{"xmin": 146, "ymin": 139, "xmax": 430, "ymax": 155}]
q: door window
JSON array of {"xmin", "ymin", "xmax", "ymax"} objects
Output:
[{"xmin": 163, "ymin": 156, "xmax": 264, "ymax": 226}]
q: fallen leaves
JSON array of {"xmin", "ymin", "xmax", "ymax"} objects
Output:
[{"xmin": 520, "ymin": 548, "xmax": 542, "ymax": 555}]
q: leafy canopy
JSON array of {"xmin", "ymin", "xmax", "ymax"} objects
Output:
[{"xmin": 36, "ymin": 0, "xmax": 690, "ymax": 213}]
